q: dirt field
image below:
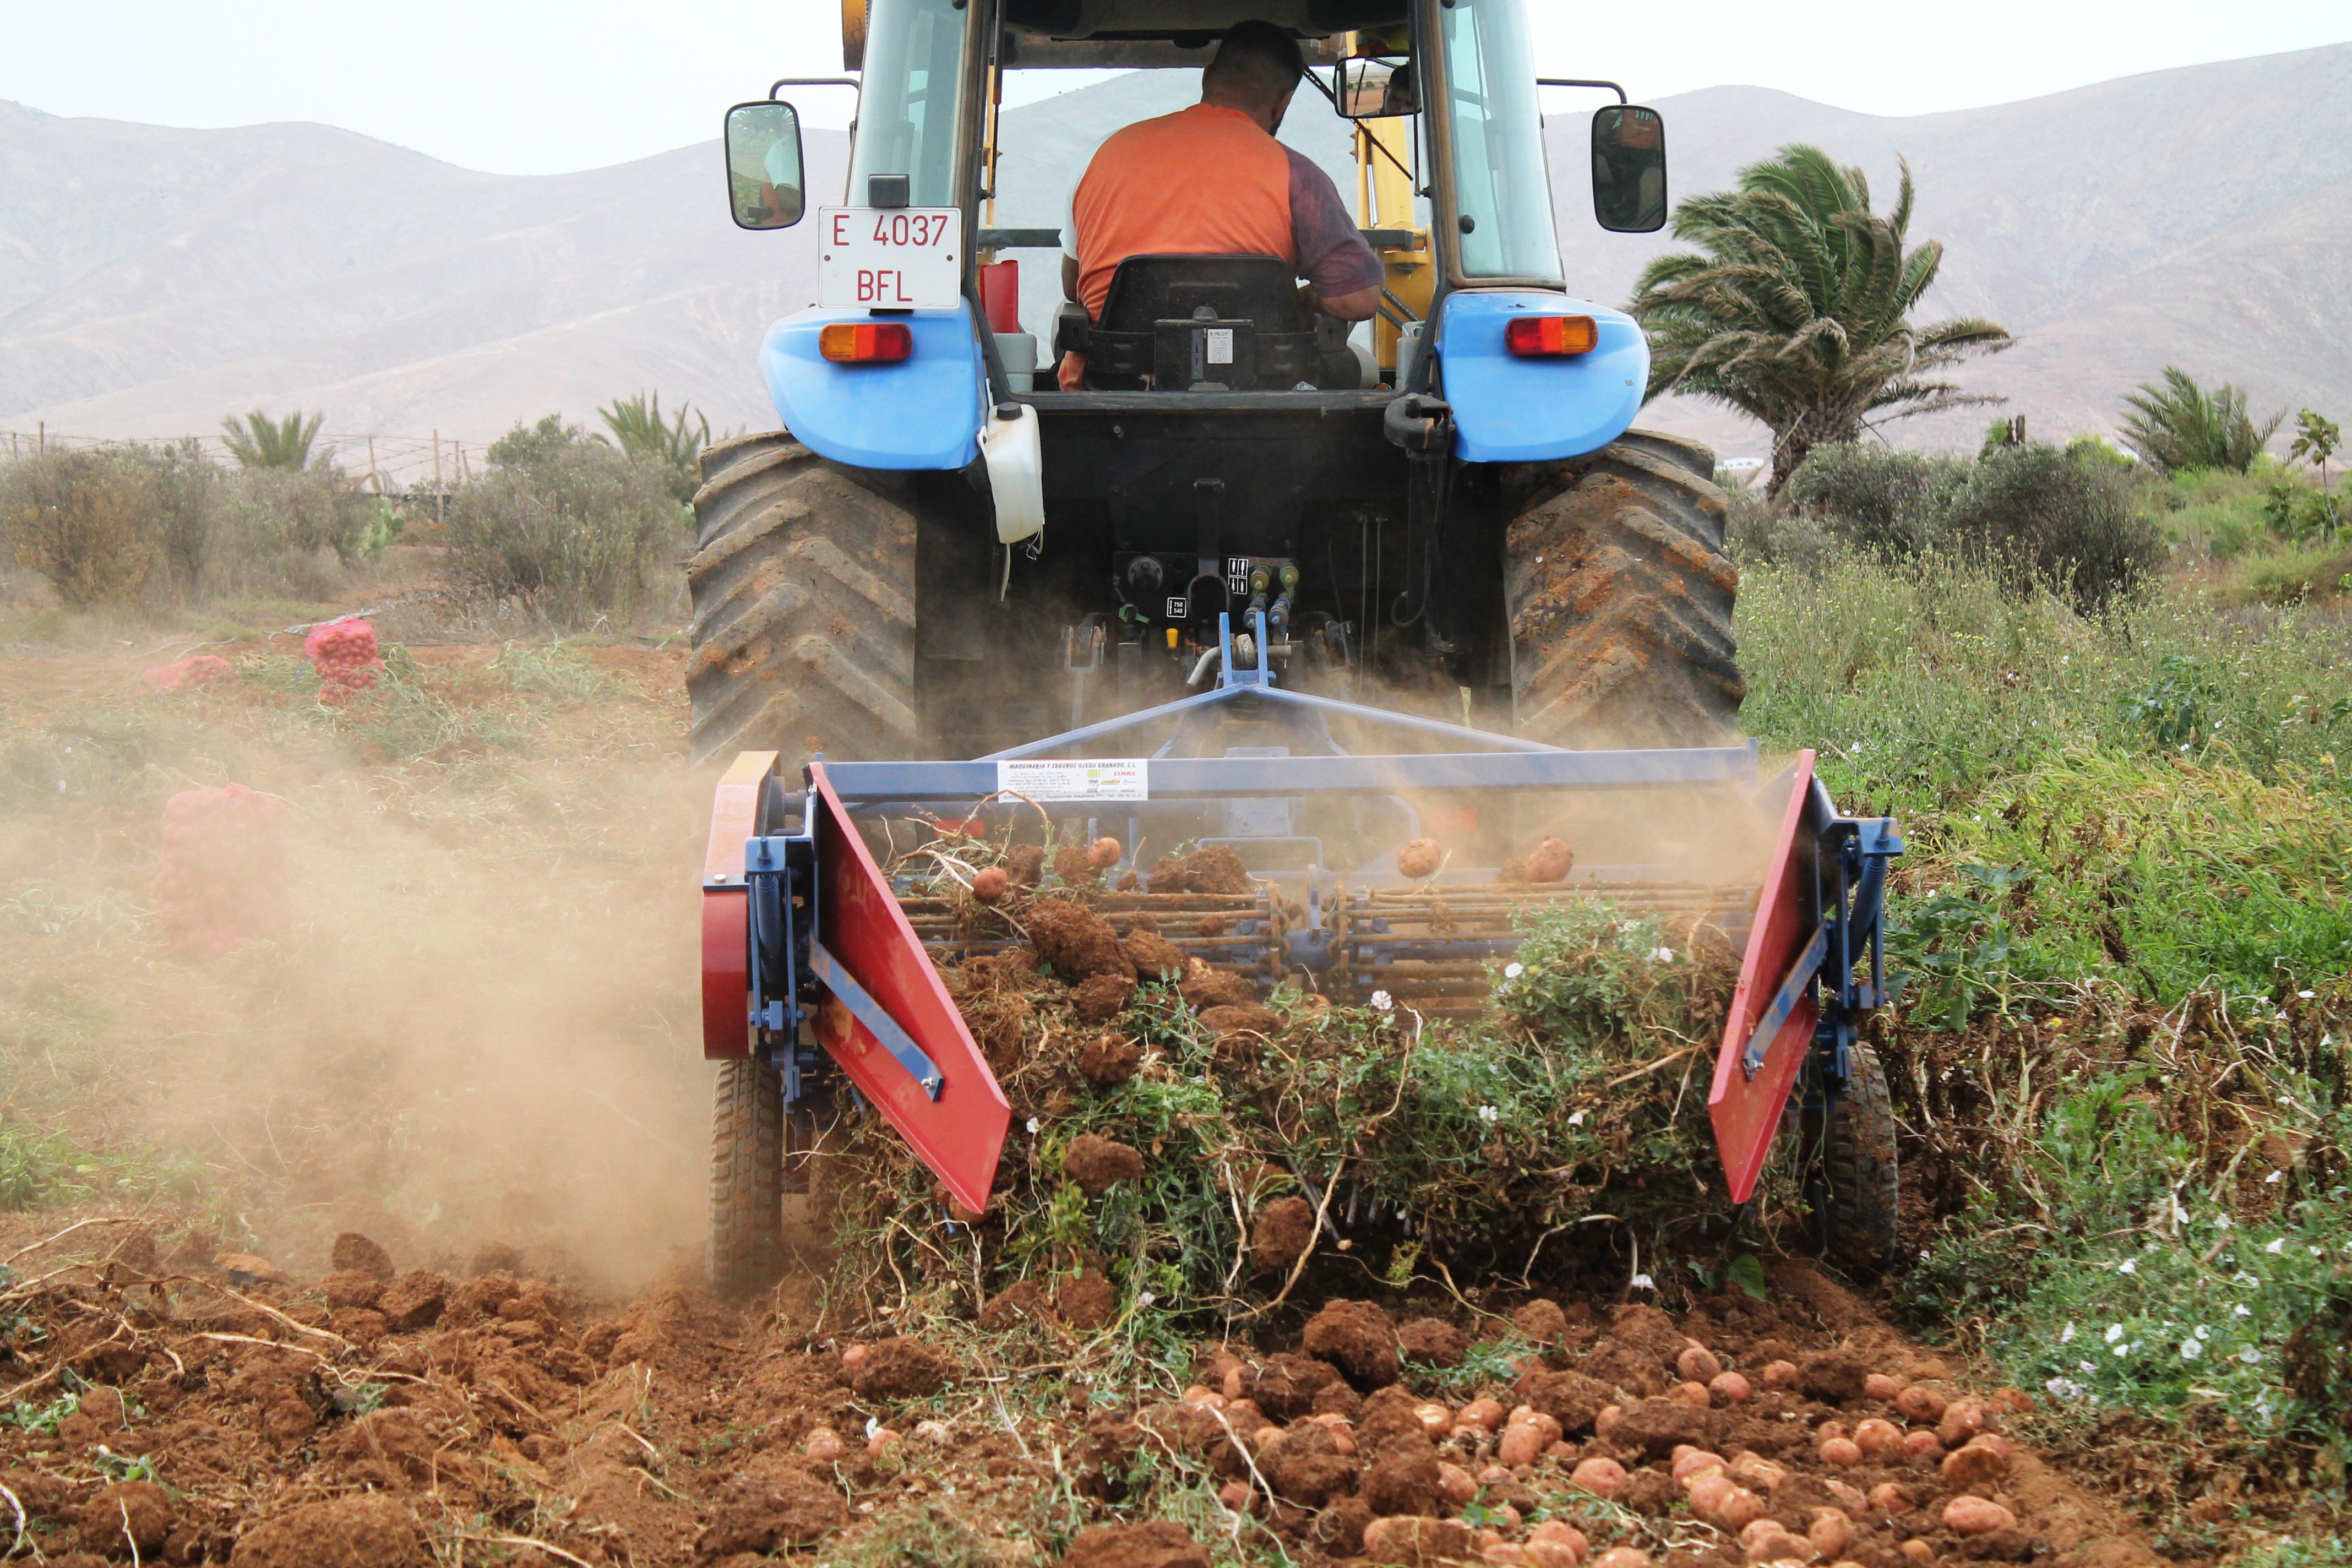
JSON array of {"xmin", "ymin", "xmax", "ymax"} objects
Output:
[{"xmin": 0, "ymin": 607, "xmax": 2265, "ymax": 1567}]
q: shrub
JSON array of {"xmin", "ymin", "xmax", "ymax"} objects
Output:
[
  {"xmin": 1942, "ymin": 440, "xmax": 2165, "ymax": 608},
  {"xmin": 0, "ymin": 449, "xmax": 159, "ymax": 609},
  {"xmin": 205, "ymin": 466, "xmax": 371, "ymax": 596},
  {"xmin": 442, "ymin": 417, "xmax": 684, "ymax": 628},
  {"xmin": 1784, "ymin": 442, "xmax": 1961, "ymax": 558}
]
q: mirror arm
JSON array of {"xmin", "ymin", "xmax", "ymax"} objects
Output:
[
  {"xmin": 771, "ymin": 76, "xmax": 861, "ymax": 100},
  {"xmin": 1538, "ymin": 78, "xmax": 1626, "ymax": 104}
]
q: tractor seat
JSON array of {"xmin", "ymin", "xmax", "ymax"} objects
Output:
[{"xmin": 1055, "ymin": 254, "xmax": 1355, "ymax": 391}]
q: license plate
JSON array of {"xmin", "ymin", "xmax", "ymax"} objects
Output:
[{"xmin": 817, "ymin": 207, "xmax": 963, "ymax": 311}]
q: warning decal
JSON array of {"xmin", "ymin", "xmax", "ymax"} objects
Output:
[{"xmin": 994, "ymin": 759, "xmax": 1148, "ymax": 802}]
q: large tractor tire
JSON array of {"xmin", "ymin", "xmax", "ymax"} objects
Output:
[
  {"xmin": 1501, "ymin": 431, "xmax": 1744, "ymax": 747},
  {"xmin": 707, "ymin": 1058, "xmax": 783, "ymax": 1294},
  {"xmin": 1813, "ymin": 1042, "xmax": 1901, "ymax": 1275},
  {"xmin": 687, "ymin": 432, "xmax": 918, "ymax": 765}
]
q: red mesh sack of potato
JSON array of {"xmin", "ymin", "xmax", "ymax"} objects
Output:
[
  {"xmin": 153, "ymin": 784, "xmax": 290, "ymax": 957},
  {"xmin": 138, "ymin": 654, "xmax": 234, "ymax": 692},
  {"xmin": 303, "ymin": 617, "xmax": 381, "ymax": 703}
]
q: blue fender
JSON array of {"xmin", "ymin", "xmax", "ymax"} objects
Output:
[
  {"xmin": 758, "ymin": 304, "xmax": 983, "ymax": 471},
  {"xmin": 1430, "ymin": 291, "xmax": 1649, "ymax": 465}
]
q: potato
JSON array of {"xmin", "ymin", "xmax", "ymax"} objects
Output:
[
  {"xmin": 1671, "ymin": 1380, "xmax": 1713, "ymax": 1408},
  {"xmin": 1761, "ymin": 1359, "xmax": 1799, "ymax": 1389},
  {"xmin": 1816, "ymin": 1421, "xmax": 1848, "ymax": 1442},
  {"xmin": 1868, "ymin": 1481, "xmax": 1915, "ymax": 1513},
  {"xmin": 803, "ymin": 1427, "xmax": 845, "ymax": 1462},
  {"xmin": 1678, "ymin": 1344, "xmax": 1724, "ymax": 1383},
  {"xmin": 1594, "ymin": 1403, "xmax": 1623, "ymax": 1435},
  {"xmin": 972, "ymin": 865, "xmax": 1010, "ymax": 904},
  {"xmin": 1937, "ymin": 1398, "xmax": 1994, "ymax": 1447},
  {"xmin": 1686, "ymin": 1473, "xmax": 1737, "ymax": 1517},
  {"xmin": 1822, "ymin": 1478, "xmax": 1869, "ymax": 1516},
  {"xmin": 1570, "ymin": 1456, "xmax": 1628, "ymax": 1496},
  {"xmin": 1942, "ymin": 1437, "xmax": 2011, "ymax": 1488},
  {"xmin": 841, "ymin": 1343, "xmax": 872, "ymax": 1371},
  {"xmin": 1672, "ymin": 1447, "xmax": 1729, "ymax": 1483},
  {"xmin": 1253, "ymin": 1425, "xmax": 1284, "ymax": 1450},
  {"xmin": 1902, "ymin": 1429, "xmax": 1945, "ymax": 1462},
  {"xmin": 1483, "ymin": 1545, "xmax": 1530, "ymax": 1567},
  {"xmin": 1808, "ymin": 1507, "xmax": 1855, "ymax": 1557},
  {"xmin": 867, "ymin": 1427, "xmax": 902, "ymax": 1458},
  {"xmin": 1414, "ymin": 1402, "xmax": 1456, "ymax": 1438},
  {"xmin": 1217, "ymin": 1480, "xmax": 1255, "ymax": 1512},
  {"xmin": 1395, "ymin": 838, "xmax": 1445, "ymax": 880},
  {"xmin": 1591, "ymin": 1550, "xmax": 1651, "ymax": 1568},
  {"xmin": 1528, "ymin": 1521, "xmax": 1589, "ymax": 1567},
  {"xmin": 1087, "ymin": 836, "xmax": 1123, "ymax": 868},
  {"xmin": 1893, "ymin": 1385, "xmax": 1945, "ymax": 1423},
  {"xmin": 1818, "ymin": 1436, "xmax": 1862, "ymax": 1468},
  {"xmin": 1899, "ymin": 1542, "xmax": 1935, "ymax": 1565},
  {"xmin": 1457, "ymin": 1397, "xmax": 1506, "ymax": 1433},
  {"xmin": 1180, "ymin": 1385, "xmax": 1225, "ymax": 1407},
  {"xmin": 1853, "ymin": 1417, "xmax": 1904, "ymax": 1458},
  {"xmin": 1710, "ymin": 1371, "xmax": 1753, "ymax": 1405},
  {"xmin": 1864, "ymin": 1373, "xmax": 1902, "ymax": 1402},
  {"xmin": 1727, "ymin": 1452, "xmax": 1787, "ymax": 1491},
  {"xmin": 1941, "ymin": 1495, "xmax": 2018, "ymax": 1535},
  {"xmin": 1740, "ymin": 1530, "xmax": 1809, "ymax": 1564},
  {"xmin": 1712, "ymin": 1485, "xmax": 1767, "ymax": 1529}
]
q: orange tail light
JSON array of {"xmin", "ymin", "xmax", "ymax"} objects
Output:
[
  {"xmin": 1504, "ymin": 314, "xmax": 1599, "ymax": 358},
  {"xmin": 820, "ymin": 321, "xmax": 914, "ymax": 364}
]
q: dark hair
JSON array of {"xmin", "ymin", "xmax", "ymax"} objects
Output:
[{"xmin": 1205, "ymin": 20, "xmax": 1306, "ymax": 97}]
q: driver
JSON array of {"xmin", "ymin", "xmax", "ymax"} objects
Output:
[{"xmin": 1057, "ymin": 20, "xmax": 1385, "ymax": 390}]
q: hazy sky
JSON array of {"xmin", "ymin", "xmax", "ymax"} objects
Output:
[{"xmin": 1, "ymin": 1, "xmax": 2346, "ymax": 176}]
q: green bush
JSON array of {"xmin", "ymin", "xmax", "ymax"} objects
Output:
[
  {"xmin": 0, "ymin": 449, "xmax": 159, "ymax": 609},
  {"xmin": 1943, "ymin": 440, "xmax": 2165, "ymax": 608},
  {"xmin": 1783, "ymin": 440, "xmax": 2161, "ymax": 607},
  {"xmin": 442, "ymin": 416, "xmax": 685, "ymax": 628},
  {"xmin": 204, "ymin": 465, "xmax": 372, "ymax": 596}
]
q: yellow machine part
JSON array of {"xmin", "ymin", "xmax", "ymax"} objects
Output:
[
  {"xmin": 842, "ymin": 0, "xmax": 868, "ymax": 71},
  {"xmin": 1355, "ymin": 116, "xmax": 1431, "ymax": 372}
]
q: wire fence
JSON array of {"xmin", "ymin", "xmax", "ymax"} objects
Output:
[{"xmin": 0, "ymin": 424, "xmax": 491, "ymax": 494}]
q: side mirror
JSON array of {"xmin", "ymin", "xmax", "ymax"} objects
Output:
[
  {"xmin": 1591, "ymin": 105, "xmax": 1668, "ymax": 233},
  {"xmin": 1335, "ymin": 56, "xmax": 1417, "ymax": 119},
  {"xmin": 726, "ymin": 101, "xmax": 805, "ymax": 230}
]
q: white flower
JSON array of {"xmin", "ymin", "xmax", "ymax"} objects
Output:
[
  {"xmin": 2266, "ymin": 1170, "xmax": 2283, "ymax": 1185},
  {"xmin": 2077, "ymin": 1360, "xmax": 2098, "ymax": 1375},
  {"xmin": 1630, "ymin": 1273, "xmax": 1656, "ymax": 1291},
  {"xmin": 2060, "ymin": 1322, "xmax": 2076, "ymax": 1344},
  {"xmin": 1477, "ymin": 1104, "xmax": 1500, "ymax": 1125},
  {"xmin": 1026, "ymin": 1117, "xmax": 1041, "ymax": 1134},
  {"xmin": 1652, "ymin": 947, "xmax": 1675, "ymax": 963},
  {"xmin": 2235, "ymin": 1304, "xmax": 2253, "ymax": 1317},
  {"xmin": 2171, "ymin": 1203, "xmax": 2190, "ymax": 1224},
  {"xmin": 864, "ymin": 1416, "xmax": 883, "ymax": 1440},
  {"xmin": 1503, "ymin": 962, "xmax": 1524, "ymax": 979},
  {"xmin": 2217, "ymin": 1215, "xmax": 2233, "ymax": 1229},
  {"xmin": 1371, "ymin": 990, "xmax": 1393, "ymax": 1012},
  {"xmin": 2313, "ymin": 1246, "xmax": 2326, "ymax": 1258},
  {"xmin": 1567, "ymin": 1109, "xmax": 1586, "ymax": 1126},
  {"xmin": 2105, "ymin": 1324, "xmax": 2125, "ymax": 1343},
  {"xmin": 2044, "ymin": 1376, "xmax": 2083, "ymax": 1399},
  {"xmin": 2266, "ymin": 1236, "xmax": 2287, "ymax": 1254},
  {"xmin": 2239, "ymin": 1346, "xmax": 2262, "ymax": 1364},
  {"xmin": 1137, "ymin": 1291, "xmax": 1157, "ymax": 1306},
  {"xmin": 2234, "ymin": 1271, "xmax": 2260, "ymax": 1285},
  {"xmin": 2299, "ymin": 990, "xmax": 2317, "ymax": 999},
  {"xmin": 2113, "ymin": 1343, "xmax": 2131, "ymax": 1358},
  {"xmin": 2180, "ymin": 1339, "xmax": 2202, "ymax": 1360},
  {"xmin": 2117, "ymin": 1258, "xmax": 2137, "ymax": 1275},
  {"xmin": 2196, "ymin": 1324, "xmax": 2212, "ymax": 1339}
]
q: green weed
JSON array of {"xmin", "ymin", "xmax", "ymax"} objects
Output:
[{"xmin": 491, "ymin": 639, "xmax": 619, "ymax": 704}]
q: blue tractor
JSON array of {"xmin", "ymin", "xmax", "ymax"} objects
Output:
[{"xmin": 693, "ymin": 0, "xmax": 1899, "ymax": 1293}]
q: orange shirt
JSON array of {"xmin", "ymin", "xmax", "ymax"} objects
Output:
[{"xmin": 1069, "ymin": 104, "xmax": 1295, "ymax": 322}]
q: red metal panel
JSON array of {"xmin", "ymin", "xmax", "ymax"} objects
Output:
[
  {"xmin": 699, "ymin": 752, "xmax": 776, "ymax": 1061},
  {"xmin": 809, "ymin": 764, "xmax": 1011, "ymax": 1213},
  {"xmin": 1708, "ymin": 750, "xmax": 1818, "ymax": 1204}
]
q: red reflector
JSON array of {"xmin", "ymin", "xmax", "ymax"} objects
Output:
[
  {"xmin": 820, "ymin": 321, "xmax": 914, "ymax": 364},
  {"xmin": 1505, "ymin": 314, "xmax": 1599, "ymax": 357}
]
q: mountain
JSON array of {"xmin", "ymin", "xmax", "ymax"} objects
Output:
[{"xmin": 4, "ymin": 41, "xmax": 2350, "ymax": 462}]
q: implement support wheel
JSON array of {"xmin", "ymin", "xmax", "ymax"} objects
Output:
[
  {"xmin": 1814, "ymin": 1041, "xmax": 1900, "ymax": 1275},
  {"xmin": 707, "ymin": 1057, "xmax": 783, "ymax": 1294},
  {"xmin": 687, "ymin": 431, "xmax": 918, "ymax": 765},
  {"xmin": 1501, "ymin": 430, "xmax": 1745, "ymax": 746}
]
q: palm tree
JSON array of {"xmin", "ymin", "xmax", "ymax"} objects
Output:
[
  {"xmin": 219, "ymin": 409, "xmax": 323, "ymax": 470},
  {"xmin": 1627, "ymin": 145, "xmax": 2013, "ymax": 496},
  {"xmin": 2117, "ymin": 367, "xmax": 2282, "ymax": 474},
  {"xmin": 597, "ymin": 391, "xmax": 710, "ymax": 504}
]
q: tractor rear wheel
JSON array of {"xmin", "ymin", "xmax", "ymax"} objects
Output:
[
  {"xmin": 707, "ymin": 1057, "xmax": 783, "ymax": 1294},
  {"xmin": 1501, "ymin": 431, "xmax": 1744, "ymax": 747},
  {"xmin": 1817, "ymin": 1042, "xmax": 1901, "ymax": 1275},
  {"xmin": 687, "ymin": 432, "xmax": 918, "ymax": 765}
]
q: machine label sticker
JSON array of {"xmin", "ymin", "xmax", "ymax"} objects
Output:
[
  {"xmin": 1164, "ymin": 596, "xmax": 1189, "ymax": 618},
  {"xmin": 995, "ymin": 759, "xmax": 1148, "ymax": 802},
  {"xmin": 816, "ymin": 206, "xmax": 964, "ymax": 311},
  {"xmin": 1204, "ymin": 327, "xmax": 1234, "ymax": 366},
  {"xmin": 1227, "ymin": 557, "xmax": 1250, "ymax": 595}
]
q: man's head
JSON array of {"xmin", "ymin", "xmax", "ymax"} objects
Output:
[{"xmin": 1201, "ymin": 20, "xmax": 1306, "ymax": 134}]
